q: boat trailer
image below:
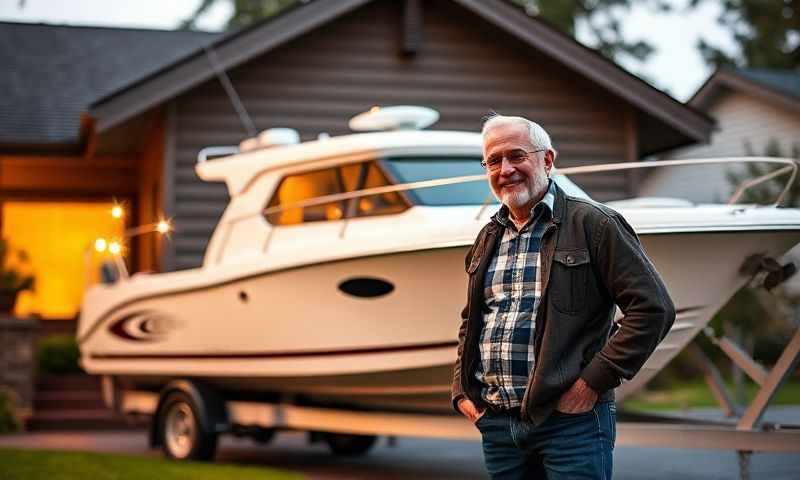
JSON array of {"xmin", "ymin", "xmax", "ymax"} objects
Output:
[{"xmin": 113, "ymin": 325, "xmax": 799, "ymax": 480}]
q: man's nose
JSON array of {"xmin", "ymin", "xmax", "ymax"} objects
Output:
[{"xmin": 498, "ymin": 157, "xmax": 517, "ymax": 176}]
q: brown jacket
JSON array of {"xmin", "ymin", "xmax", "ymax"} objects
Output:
[{"xmin": 451, "ymin": 184, "xmax": 675, "ymax": 426}]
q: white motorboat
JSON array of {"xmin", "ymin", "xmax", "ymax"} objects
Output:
[{"xmin": 77, "ymin": 107, "xmax": 800, "ymax": 414}]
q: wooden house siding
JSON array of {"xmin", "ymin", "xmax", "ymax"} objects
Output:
[
  {"xmin": 640, "ymin": 92, "xmax": 800, "ymax": 203},
  {"xmin": 168, "ymin": 0, "xmax": 635, "ymax": 270}
]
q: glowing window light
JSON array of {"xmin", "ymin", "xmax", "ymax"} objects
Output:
[{"xmin": 94, "ymin": 238, "xmax": 108, "ymax": 252}]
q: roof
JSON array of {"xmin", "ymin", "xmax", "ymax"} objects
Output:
[
  {"xmin": 88, "ymin": 0, "xmax": 713, "ymax": 155},
  {"xmin": 738, "ymin": 69, "xmax": 800, "ymax": 99},
  {"xmin": 0, "ymin": 22, "xmax": 222, "ymax": 147},
  {"xmin": 689, "ymin": 67, "xmax": 800, "ymax": 113}
]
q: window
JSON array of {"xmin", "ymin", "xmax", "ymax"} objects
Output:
[
  {"xmin": 1, "ymin": 201, "xmax": 125, "ymax": 319},
  {"xmin": 381, "ymin": 156, "xmax": 593, "ymax": 205},
  {"xmin": 264, "ymin": 161, "xmax": 408, "ymax": 226},
  {"xmin": 381, "ymin": 156, "xmax": 497, "ymax": 206}
]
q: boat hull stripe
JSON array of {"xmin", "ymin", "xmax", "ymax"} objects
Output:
[{"xmin": 89, "ymin": 340, "xmax": 458, "ymax": 360}]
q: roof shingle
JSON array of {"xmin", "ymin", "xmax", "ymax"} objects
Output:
[
  {"xmin": 737, "ymin": 68, "xmax": 800, "ymax": 100},
  {"xmin": 0, "ymin": 22, "xmax": 221, "ymax": 146}
]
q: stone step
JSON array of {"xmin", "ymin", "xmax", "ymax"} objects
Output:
[
  {"xmin": 25, "ymin": 409, "xmax": 147, "ymax": 431},
  {"xmin": 34, "ymin": 390, "xmax": 106, "ymax": 411},
  {"xmin": 36, "ymin": 374, "xmax": 101, "ymax": 392}
]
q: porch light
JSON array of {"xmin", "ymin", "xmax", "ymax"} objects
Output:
[{"xmin": 108, "ymin": 241, "xmax": 122, "ymax": 255}]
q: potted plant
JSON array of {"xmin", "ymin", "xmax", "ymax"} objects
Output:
[{"xmin": 0, "ymin": 238, "xmax": 35, "ymax": 314}]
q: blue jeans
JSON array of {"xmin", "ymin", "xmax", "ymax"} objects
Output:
[{"xmin": 474, "ymin": 400, "xmax": 616, "ymax": 479}]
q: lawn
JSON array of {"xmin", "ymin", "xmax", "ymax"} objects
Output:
[
  {"xmin": 0, "ymin": 448, "xmax": 304, "ymax": 480},
  {"xmin": 621, "ymin": 378, "xmax": 800, "ymax": 412}
]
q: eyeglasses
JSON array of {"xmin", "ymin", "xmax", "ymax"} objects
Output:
[{"xmin": 481, "ymin": 148, "xmax": 546, "ymax": 171}]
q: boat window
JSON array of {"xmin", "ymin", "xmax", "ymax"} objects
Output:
[
  {"xmin": 264, "ymin": 161, "xmax": 408, "ymax": 225},
  {"xmin": 381, "ymin": 157, "xmax": 497, "ymax": 206},
  {"xmin": 381, "ymin": 157, "xmax": 592, "ymax": 205},
  {"xmin": 347, "ymin": 162, "xmax": 408, "ymax": 218}
]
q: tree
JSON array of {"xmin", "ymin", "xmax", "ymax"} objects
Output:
[
  {"xmin": 183, "ymin": 0, "xmax": 667, "ymax": 65},
  {"xmin": 509, "ymin": 0, "xmax": 670, "ymax": 63},
  {"xmin": 183, "ymin": 0, "xmax": 300, "ymax": 30},
  {"xmin": 693, "ymin": 0, "xmax": 800, "ymax": 68}
]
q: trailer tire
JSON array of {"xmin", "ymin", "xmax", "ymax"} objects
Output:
[
  {"xmin": 322, "ymin": 432, "xmax": 377, "ymax": 456},
  {"xmin": 158, "ymin": 391, "xmax": 218, "ymax": 461}
]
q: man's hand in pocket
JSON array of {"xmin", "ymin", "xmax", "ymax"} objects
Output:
[{"xmin": 457, "ymin": 397, "xmax": 485, "ymax": 422}]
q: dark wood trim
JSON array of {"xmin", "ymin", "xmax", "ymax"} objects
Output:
[
  {"xmin": 163, "ymin": 101, "xmax": 177, "ymax": 272},
  {"xmin": 79, "ymin": 114, "xmax": 98, "ymax": 160},
  {"xmin": 0, "ymin": 154, "xmax": 138, "ymax": 195},
  {"xmin": 90, "ymin": 0, "xmax": 372, "ymax": 132}
]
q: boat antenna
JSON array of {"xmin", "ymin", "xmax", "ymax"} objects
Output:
[{"xmin": 203, "ymin": 46, "xmax": 257, "ymax": 137}]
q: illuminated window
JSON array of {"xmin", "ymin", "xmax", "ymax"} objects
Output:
[
  {"xmin": 1, "ymin": 201, "xmax": 125, "ymax": 319},
  {"xmin": 264, "ymin": 162, "xmax": 408, "ymax": 226}
]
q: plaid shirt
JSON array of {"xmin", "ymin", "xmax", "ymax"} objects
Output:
[{"xmin": 475, "ymin": 179, "xmax": 556, "ymax": 409}]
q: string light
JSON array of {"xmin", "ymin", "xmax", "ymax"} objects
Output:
[{"xmin": 156, "ymin": 219, "xmax": 171, "ymax": 234}]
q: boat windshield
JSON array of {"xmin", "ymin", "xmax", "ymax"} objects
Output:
[{"xmin": 380, "ymin": 156, "xmax": 592, "ymax": 205}]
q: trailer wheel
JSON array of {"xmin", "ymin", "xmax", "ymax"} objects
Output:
[
  {"xmin": 159, "ymin": 391, "xmax": 218, "ymax": 460},
  {"xmin": 322, "ymin": 432, "xmax": 377, "ymax": 456}
]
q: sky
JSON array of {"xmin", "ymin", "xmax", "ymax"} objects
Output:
[{"xmin": 0, "ymin": 0, "xmax": 738, "ymax": 101}]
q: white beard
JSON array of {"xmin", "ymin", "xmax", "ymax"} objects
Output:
[{"xmin": 500, "ymin": 183, "xmax": 531, "ymax": 209}]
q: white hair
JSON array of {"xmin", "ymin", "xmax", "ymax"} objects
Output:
[{"xmin": 481, "ymin": 113, "xmax": 557, "ymax": 156}]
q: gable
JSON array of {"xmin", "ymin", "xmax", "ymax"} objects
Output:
[{"xmin": 89, "ymin": 0, "xmax": 712, "ymax": 158}]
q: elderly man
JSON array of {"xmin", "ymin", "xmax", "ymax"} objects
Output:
[{"xmin": 451, "ymin": 114, "xmax": 675, "ymax": 479}]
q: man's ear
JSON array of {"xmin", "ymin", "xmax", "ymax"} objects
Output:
[{"xmin": 544, "ymin": 150, "xmax": 556, "ymax": 175}]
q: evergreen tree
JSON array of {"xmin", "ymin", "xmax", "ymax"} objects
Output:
[{"xmin": 692, "ymin": 0, "xmax": 800, "ymax": 68}]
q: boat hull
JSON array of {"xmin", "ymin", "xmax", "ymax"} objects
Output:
[{"xmin": 79, "ymin": 230, "xmax": 800, "ymax": 413}]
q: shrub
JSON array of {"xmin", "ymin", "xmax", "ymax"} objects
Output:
[
  {"xmin": 0, "ymin": 389, "xmax": 19, "ymax": 433},
  {"xmin": 37, "ymin": 334, "xmax": 83, "ymax": 375}
]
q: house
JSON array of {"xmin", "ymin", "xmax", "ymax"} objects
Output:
[
  {"xmin": 639, "ymin": 67, "xmax": 800, "ymax": 203},
  {"xmin": 0, "ymin": 0, "xmax": 713, "ymax": 322}
]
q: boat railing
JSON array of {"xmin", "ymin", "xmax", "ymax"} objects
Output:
[
  {"xmin": 260, "ymin": 157, "xmax": 798, "ymax": 219},
  {"xmin": 555, "ymin": 157, "xmax": 799, "ymax": 207},
  {"xmin": 253, "ymin": 157, "xmax": 799, "ymax": 255}
]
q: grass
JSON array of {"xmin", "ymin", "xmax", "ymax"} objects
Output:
[
  {"xmin": 621, "ymin": 378, "xmax": 800, "ymax": 412},
  {"xmin": 0, "ymin": 448, "xmax": 305, "ymax": 480}
]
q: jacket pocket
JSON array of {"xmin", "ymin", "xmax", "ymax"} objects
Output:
[{"xmin": 551, "ymin": 249, "xmax": 590, "ymax": 315}]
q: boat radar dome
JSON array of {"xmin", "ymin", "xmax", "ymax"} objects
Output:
[
  {"xmin": 349, "ymin": 105, "xmax": 439, "ymax": 132},
  {"xmin": 239, "ymin": 128, "xmax": 300, "ymax": 153}
]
